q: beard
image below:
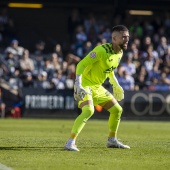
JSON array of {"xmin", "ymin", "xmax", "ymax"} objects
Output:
[{"xmin": 119, "ymin": 43, "xmax": 128, "ymax": 51}]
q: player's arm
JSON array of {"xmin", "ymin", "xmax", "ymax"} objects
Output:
[
  {"xmin": 108, "ymin": 71, "xmax": 124, "ymax": 101},
  {"xmin": 74, "ymin": 47, "xmax": 102, "ymax": 101},
  {"xmin": 76, "ymin": 46, "xmax": 102, "ymax": 75}
]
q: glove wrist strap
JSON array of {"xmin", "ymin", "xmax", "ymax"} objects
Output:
[{"xmin": 75, "ymin": 74, "xmax": 82, "ymax": 86}]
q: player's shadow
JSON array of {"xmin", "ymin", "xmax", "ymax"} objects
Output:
[{"xmin": 0, "ymin": 146, "xmax": 64, "ymax": 151}]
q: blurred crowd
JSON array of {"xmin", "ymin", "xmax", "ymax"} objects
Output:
[
  {"xmin": 0, "ymin": 8, "xmax": 170, "ymax": 93},
  {"xmin": 0, "ymin": 39, "xmax": 78, "ymax": 90}
]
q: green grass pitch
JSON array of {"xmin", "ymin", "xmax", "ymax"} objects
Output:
[{"xmin": 0, "ymin": 118, "xmax": 169, "ymax": 170}]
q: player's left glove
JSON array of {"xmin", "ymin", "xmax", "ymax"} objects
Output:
[{"xmin": 113, "ymin": 85, "xmax": 124, "ymax": 101}]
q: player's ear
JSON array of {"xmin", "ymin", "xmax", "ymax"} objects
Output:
[
  {"xmin": 112, "ymin": 35, "xmax": 116, "ymax": 43},
  {"xmin": 112, "ymin": 32, "xmax": 117, "ymax": 42}
]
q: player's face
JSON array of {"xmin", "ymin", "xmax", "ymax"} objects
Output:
[{"xmin": 115, "ymin": 31, "xmax": 129, "ymax": 51}]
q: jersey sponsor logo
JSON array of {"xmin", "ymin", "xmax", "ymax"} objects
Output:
[
  {"xmin": 104, "ymin": 66, "xmax": 115, "ymax": 73},
  {"xmin": 90, "ymin": 52, "xmax": 96, "ymax": 58}
]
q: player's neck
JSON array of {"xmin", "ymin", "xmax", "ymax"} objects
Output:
[{"xmin": 112, "ymin": 44, "xmax": 121, "ymax": 54}]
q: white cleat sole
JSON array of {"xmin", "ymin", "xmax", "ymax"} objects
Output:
[
  {"xmin": 107, "ymin": 141, "xmax": 130, "ymax": 149},
  {"xmin": 64, "ymin": 145, "xmax": 80, "ymax": 151}
]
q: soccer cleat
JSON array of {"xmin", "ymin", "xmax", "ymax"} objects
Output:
[
  {"xmin": 64, "ymin": 142, "xmax": 80, "ymax": 151},
  {"xmin": 107, "ymin": 137, "xmax": 130, "ymax": 149}
]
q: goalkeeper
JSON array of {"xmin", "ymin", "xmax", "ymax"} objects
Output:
[{"xmin": 64, "ymin": 25, "xmax": 130, "ymax": 151}]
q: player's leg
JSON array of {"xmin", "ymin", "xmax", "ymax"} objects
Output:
[
  {"xmin": 97, "ymin": 87, "xmax": 130, "ymax": 149},
  {"xmin": 102, "ymin": 99, "xmax": 122, "ymax": 138},
  {"xmin": 64, "ymin": 87, "xmax": 94, "ymax": 151},
  {"xmin": 102, "ymin": 100, "xmax": 129, "ymax": 149}
]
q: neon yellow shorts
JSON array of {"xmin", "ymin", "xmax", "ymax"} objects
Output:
[{"xmin": 78, "ymin": 84, "xmax": 113, "ymax": 108}]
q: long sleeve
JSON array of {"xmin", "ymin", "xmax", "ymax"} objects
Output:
[{"xmin": 108, "ymin": 71, "xmax": 119, "ymax": 86}]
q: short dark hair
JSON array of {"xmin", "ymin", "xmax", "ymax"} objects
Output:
[{"xmin": 111, "ymin": 25, "xmax": 129, "ymax": 33}]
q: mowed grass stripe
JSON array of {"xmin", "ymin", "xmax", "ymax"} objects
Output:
[{"xmin": 0, "ymin": 119, "xmax": 169, "ymax": 170}]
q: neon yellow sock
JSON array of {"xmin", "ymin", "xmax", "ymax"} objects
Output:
[
  {"xmin": 108, "ymin": 103, "xmax": 123, "ymax": 137},
  {"xmin": 70, "ymin": 105, "xmax": 94, "ymax": 139}
]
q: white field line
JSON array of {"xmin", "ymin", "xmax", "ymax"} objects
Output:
[{"xmin": 0, "ymin": 163, "xmax": 13, "ymax": 170}]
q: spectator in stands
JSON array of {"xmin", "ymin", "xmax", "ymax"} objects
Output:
[
  {"xmin": 0, "ymin": 62, "xmax": 5, "ymax": 78},
  {"xmin": 19, "ymin": 49, "xmax": 35, "ymax": 73},
  {"xmin": 53, "ymin": 43, "xmax": 64, "ymax": 62},
  {"xmin": 143, "ymin": 51, "xmax": 156, "ymax": 73},
  {"xmin": 133, "ymin": 38, "xmax": 141, "ymax": 50},
  {"xmin": 149, "ymin": 69, "xmax": 170, "ymax": 91},
  {"xmin": 165, "ymin": 46, "xmax": 170, "ymax": 67},
  {"xmin": 143, "ymin": 44, "xmax": 160, "ymax": 73},
  {"xmin": 160, "ymin": 66, "xmax": 170, "ymax": 86},
  {"xmin": 52, "ymin": 70, "xmax": 65, "ymax": 90},
  {"xmin": 8, "ymin": 67, "xmax": 22, "ymax": 90},
  {"xmin": 135, "ymin": 65, "xmax": 149, "ymax": 90},
  {"xmin": 65, "ymin": 53, "xmax": 80, "ymax": 65},
  {"xmin": 117, "ymin": 70, "xmax": 135, "ymax": 90},
  {"xmin": 142, "ymin": 36, "xmax": 152, "ymax": 51},
  {"xmin": 21, "ymin": 72, "xmax": 35, "ymax": 88},
  {"xmin": 61, "ymin": 61, "xmax": 68, "ymax": 77},
  {"xmin": 32, "ymin": 40, "xmax": 45, "ymax": 72},
  {"xmin": 1, "ymin": 9, "xmax": 170, "ymax": 93},
  {"xmin": 5, "ymin": 39, "xmax": 24, "ymax": 58},
  {"xmin": 73, "ymin": 25, "xmax": 87, "ymax": 58},
  {"xmin": 127, "ymin": 42, "xmax": 140, "ymax": 68},
  {"xmin": 83, "ymin": 41, "xmax": 93, "ymax": 56},
  {"xmin": 2, "ymin": 50, "xmax": 19, "ymax": 79},
  {"xmin": 135, "ymin": 72, "xmax": 148, "ymax": 90},
  {"xmin": 43, "ymin": 57, "xmax": 55, "ymax": 80},
  {"xmin": 157, "ymin": 36, "xmax": 168, "ymax": 62},
  {"xmin": 121, "ymin": 52, "xmax": 136, "ymax": 76},
  {"xmin": 51, "ymin": 52, "xmax": 62, "ymax": 72},
  {"xmin": 34, "ymin": 71, "xmax": 51, "ymax": 89},
  {"xmin": 67, "ymin": 63, "xmax": 76, "ymax": 80},
  {"xmin": 147, "ymin": 64, "xmax": 161, "ymax": 82},
  {"xmin": 146, "ymin": 44, "xmax": 159, "ymax": 60},
  {"xmin": 101, "ymin": 27, "xmax": 112, "ymax": 43}
]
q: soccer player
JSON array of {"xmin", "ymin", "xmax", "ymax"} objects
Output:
[{"xmin": 64, "ymin": 25, "xmax": 130, "ymax": 151}]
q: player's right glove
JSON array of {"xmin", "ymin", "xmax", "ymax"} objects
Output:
[
  {"xmin": 74, "ymin": 75, "xmax": 88, "ymax": 101},
  {"xmin": 113, "ymin": 84, "xmax": 124, "ymax": 101}
]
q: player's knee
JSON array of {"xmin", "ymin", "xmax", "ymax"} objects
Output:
[
  {"xmin": 82, "ymin": 105, "xmax": 94, "ymax": 119},
  {"xmin": 108, "ymin": 103, "xmax": 123, "ymax": 119}
]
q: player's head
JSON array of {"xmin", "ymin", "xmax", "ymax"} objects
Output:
[{"xmin": 111, "ymin": 25, "xmax": 129, "ymax": 51}]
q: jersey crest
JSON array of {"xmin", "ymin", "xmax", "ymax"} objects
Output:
[{"xmin": 90, "ymin": 52, "xmax": 96, "ymax": 58}]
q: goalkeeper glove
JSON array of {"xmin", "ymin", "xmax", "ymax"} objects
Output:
[
  {"xmin": 74, "ymin": 75, "xmax": 88, "ymax": 101},
  {"xmin": 113, "ymin": 85, "xmax": 124, "ymax": 101}
]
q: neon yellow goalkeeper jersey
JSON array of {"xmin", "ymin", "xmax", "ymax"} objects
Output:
[{"xmin": 76, "ymin": 43, "xmax": 123, "ymax": 86}]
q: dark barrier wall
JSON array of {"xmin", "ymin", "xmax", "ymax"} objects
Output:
[
  {"xmin": 123, "ymin": 91, "xmax": 170, "ymax": 120},
  {"xmin": 22, "ymin": 88, "xmax": 77, "ymax": 118},
  {"xmin": 21, "ymin": 88, "xmax": 170, "ymax": 120}
]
